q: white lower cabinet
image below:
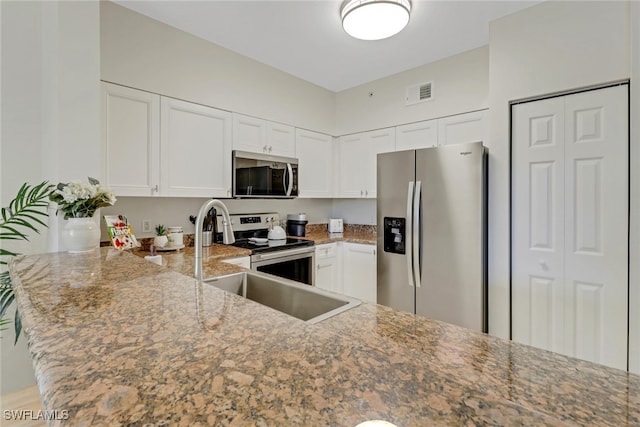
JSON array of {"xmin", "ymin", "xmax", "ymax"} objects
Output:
[
  {"xmin": 222, "ymin": 256, "xmax": 251, "ymax": 269},
  {"xmin": 315, "ymin": 243, "xmax": 341, "ymax": 293},
  {"xmin": 341, "ymin": 242, "xmax": 377, "ymax": 303}
]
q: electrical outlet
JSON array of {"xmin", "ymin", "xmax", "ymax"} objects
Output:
[{"xmin": 142, "ymin": 219, "xmax": 152, "ymax": 233}]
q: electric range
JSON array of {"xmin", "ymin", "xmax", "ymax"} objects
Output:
[{"xmin": 214, "ymin": 213, "xmax": 315, "ymax": 285}]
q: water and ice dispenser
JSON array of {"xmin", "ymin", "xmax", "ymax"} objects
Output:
[{"xmin": 383, "ymin": 217, "xmax": 406, "ymax": 254}]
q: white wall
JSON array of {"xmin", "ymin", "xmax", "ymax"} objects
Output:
[
  {"xmin": 0, "ymin": 0, "xmax": 101, "ymax": 395},
  {"xmin": 331, "ymin": 199, "xmax": 376, "ymax": 225},
  {"xmin": 100, "ymin": 1, "xmax": 335, "ymax": 136},
  {"xmin": 487, "ymin": 1, "xmax": 631, "ymax": 339},
  {"xmin": 335, "ymin": 46, "xmax": 489, "ymax": 135}
]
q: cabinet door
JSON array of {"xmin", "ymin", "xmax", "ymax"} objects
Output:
[
  {"xmin": 342, "ymin": 242, "xmax": 377, "ymax": 303},
  {"xmin": 222, "ymin": 256, "xmax": 251, "ymax": 269},
  {"xmin": 266, "ymin": 122, "xmax": 295, "ymax": 157},
  {"xmin": 161, "ymin": 98, "xmax": 232, "ymax": 197},
  {"xmin": 438, "ymin": 110, "xmax": 488, "ymax": 146},
  {"xmin": 395, "ymin": 119, "xmax": 438, "ymax": 151},
  {"xmin": 337, "ymin": 134, "xmax": 367, "ymax": 198},
  {"xmin": 366, "ymin": 128, "xmax": 395, "ymax": 198},
  {"xmin": 102, "ymin": 82, "xmax": 160, "ymax": 196},
  {"xmin": 337, "ymin": 128, "xmax": 394, "ymax": 198},
  {"xmin": 315, "ymin": 243, "xmax": 340, "ymax": 293},
  {"xmin": 232, "ymin": 113, "xmax": 266, "ymax": 154},
  {"xmin": 296, "ymin": 129, "xmax": 333, "ymax": 198}
]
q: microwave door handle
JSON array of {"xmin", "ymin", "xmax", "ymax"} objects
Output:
[
  {"xmin": 283, "ymin": 165, "xmax": 288, "ymax": 194},
  {"xmin": 285, "ymin": 163, "xmax": 293, "ymax": 196}
]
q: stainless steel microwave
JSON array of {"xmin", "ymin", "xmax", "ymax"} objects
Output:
[{"xmin": 232, "ymin": 150, "xmax": 299, "ymax": 198}]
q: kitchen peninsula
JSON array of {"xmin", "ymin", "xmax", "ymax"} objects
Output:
[{"xmin": 10, "ymin": 247, "xmax": 640, "ymax": 426}]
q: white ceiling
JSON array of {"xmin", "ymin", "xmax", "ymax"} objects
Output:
[{"xmin": 113, "ymin": 0, "xmax": 541, "ymax": 93}]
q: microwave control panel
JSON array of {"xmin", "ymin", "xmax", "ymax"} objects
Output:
[{"xmin": 383, "ymin": 217, "xmax": 405, "ymax": 254}]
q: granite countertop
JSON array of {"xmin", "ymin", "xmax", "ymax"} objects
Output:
[
  {"xmin": 132, "ymin": 243, "xmax": 251, "ymax": 278},
  {"xmin": 303, "ymin": 230, "xmax": 376, "ymax": 246},
  {"xmin": 303, "ymin": 224, "xmax": 377, "ymax": 245},
  {"xmin": 10, "ymin": 247, "xmax": 640, "ymax": 426}
]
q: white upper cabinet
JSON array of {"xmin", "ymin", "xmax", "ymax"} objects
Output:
[
  {"xmin": 232, "ymin": 113, "xmax": 266, "ymax": 154},
  {"xmin": 437, "ymin": 110, "xmax": 488, "ymax": 146},
  {"xmin": 233, "ymin": 113, "xmax": 295, "ymax": 157},
  {"xmin": 366, "ymin": 128, "xmax": 395, "ymax": 198},
  {"xmin": 295, "ymin": 129, "xmax": 333, "ymax": 198},
  {"xmin": 102, "ymin": 82, "xmax": 160, "ymax": 196},
  {"xmin": 337, "ymin": 128, "xmax": 395, "ymax": 198},
  {"xmin": 160, "ymin": 98, "xmax": 232, "ymax": 198},
  {"xmin": 337, "ymin": 133, "xmax": 366, "ymax": 198},
  {"xmin": 395, "ymin": 119, "xmax": 438, "ymax": 151},
  {"xmin": 266, "ymin": 121, "xmax": 296, "ymax": 157},
  {"xmin": 102, "ymin": 82, "xmax": 232, "ymax": 198}
]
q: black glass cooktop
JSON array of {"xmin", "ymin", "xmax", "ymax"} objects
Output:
[
  {"xmin": 215, "ymin": 230, "xmax": 313, "ymax": 254},
  {"xmin": 230, "ymin": 237, "xmax": 313, "ymax": 253}
]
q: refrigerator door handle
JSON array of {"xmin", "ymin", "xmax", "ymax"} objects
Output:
[
  {"xmin": 413, "ymin": 180, "xmax": 422, "ymax": 288},
  {"xmin": 406, "ymin": 181, "xmax": 415, "ymax": 288}
]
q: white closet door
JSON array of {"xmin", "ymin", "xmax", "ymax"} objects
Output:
[
  {"xmin": 563, "ymin": 86, "xmax": 628, "ymax": 369},
  {"xmin": 512, "ymin": 97, "xmax": 566, "ymax": 354},
  {"xmin": 512, "ymin": 85, "xmax": 628, "ymax": 370}
]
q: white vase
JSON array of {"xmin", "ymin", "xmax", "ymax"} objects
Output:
[
  {"xmin": 154, "ymin": 235, "xmax": 168, "ymax": 248},
  {"xmin": 63, "ymin": 217, "xmax": 100, "ymax": 253}
]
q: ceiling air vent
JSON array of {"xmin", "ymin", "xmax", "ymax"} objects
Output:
[{"xmin": 405, "ymin": 81, "xmax": 433, "ymax": 106}]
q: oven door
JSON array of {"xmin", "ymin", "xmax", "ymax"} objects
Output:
[{"xmin": 251, "ymin": 247, "xmax": 315, "ymax": 286}]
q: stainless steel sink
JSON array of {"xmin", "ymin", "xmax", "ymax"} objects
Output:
[{"xmin": 203, "ymin": 271, "xmax": 360, "ymax": 323}]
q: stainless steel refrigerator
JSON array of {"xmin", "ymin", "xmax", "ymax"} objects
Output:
[{"xmin": 376, "ymin": 141, "xmax": 487, "ymax": 332}]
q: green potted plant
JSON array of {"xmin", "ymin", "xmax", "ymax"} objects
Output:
[
  {"xmin": 154, "ymin": 224, "xmax": 168, "ymax": 248},
  {"xmin": 0, "ymin": 181, "xmax": 54, "ymax": 343}
]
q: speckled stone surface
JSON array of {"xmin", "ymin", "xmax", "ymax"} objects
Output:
[
  {"xmin": 10, "ymin": 248, "xmax": 640, "ymax": 426},
  {"xmin": 304, "ymin": 224, "xmax": 376, "ymax": 245},
  {"xmin": 132, "ymin": 244, "xmax": 251, "ymax": 278}
]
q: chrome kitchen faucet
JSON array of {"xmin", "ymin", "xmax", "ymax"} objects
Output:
[{"xmin": 194, "ymin": 199, "xmax": 235, "ymax": 281}]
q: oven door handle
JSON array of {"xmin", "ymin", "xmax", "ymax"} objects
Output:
[{"xmin": 251, "ymin": 246, "xmax": 314, "ymax": 262}]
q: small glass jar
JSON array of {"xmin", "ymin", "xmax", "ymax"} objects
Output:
[{"xmin": 167, "ymin": 226, "xmax": 183, "ymax": 247}]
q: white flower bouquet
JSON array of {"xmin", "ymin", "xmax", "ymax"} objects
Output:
[{"xmin": 49, "ymin": 177, "xmax": 116, "ymax": 219}]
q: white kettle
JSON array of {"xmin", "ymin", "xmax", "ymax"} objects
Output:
[{"xmin": 268, "ymin": 225, "xmax": 286, "ymax": 240}]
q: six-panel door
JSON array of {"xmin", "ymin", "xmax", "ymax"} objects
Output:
[{"xmin": 512, "ymin": 85, "xmax": 629, "ymax": 370}]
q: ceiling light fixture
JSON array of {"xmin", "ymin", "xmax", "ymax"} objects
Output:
[{"xmin": 341, "ymin": 0, "xmax": 411, "ymax": 41}]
